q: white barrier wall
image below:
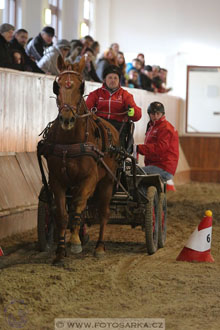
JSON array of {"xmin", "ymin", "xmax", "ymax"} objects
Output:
[{"xmin": 0, "ymin": 68, "xmax": 182, "ymax": 153}]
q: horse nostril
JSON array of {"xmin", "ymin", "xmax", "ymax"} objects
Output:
[
  {"xmin": 59, "ymin": 115, "xmax": 63, "ymax": 122},
  {"xmin": 70, "ymin": 117, "xmax": 75, "ymax": 123},
  {"xmin": 64, "ymin": 119, "xmax": 69, "ymax": 125}
]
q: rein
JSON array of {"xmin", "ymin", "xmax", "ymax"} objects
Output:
[{"xmin": 95, "ymin": 110, "xmax": 129, "ymax": 116}]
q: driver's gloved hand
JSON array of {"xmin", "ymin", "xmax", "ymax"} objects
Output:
[{"xmin": 128, "ymin": 107, "xmax": 135, "ymax": 117}]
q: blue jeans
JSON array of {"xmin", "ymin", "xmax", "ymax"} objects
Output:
[{"xmin": 142, "ymin": 165, "xmax": 173, "ymax": 182}]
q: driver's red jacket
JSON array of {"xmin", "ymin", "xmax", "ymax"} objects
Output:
[
  {"xmin": 138, "ymin": 116, "xmax": 179, "ymax": 175},
  {"xmin": 86, "ymin": 84, "xmax": 142, "ymax": 122}
]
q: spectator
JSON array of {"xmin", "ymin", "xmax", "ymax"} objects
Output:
[
  {"xmin": 127, "ymin": 69, "xmax": 140, "ymax": 89},
  {"xmin": 144, "ymin": 65, "xmax": 153, "ymax": 79},
  {"xmin": 26, "ymin": 26, "xmax": 55, "ymax": 61},
  {"xmin": 137, "ymin": 53, "xmax": 145, "ymax": 70},
  {"xmin": 110, "ymin": 42, "xmax": 120, "ymax": 55},
  {"xmin": 137, "ymin": 102, "xmax": 179, "ymax": 182},
  {"xmin": 0, "ymin": 23, "xmax": 16, "ymax": 69},
  {"xmin": 11, "ymin": 49, "xmax": 25, "ymax": 71},
  {"xmin": 81, "ymin": 35, "xmax": 94, "ymax": 48},
  {"xmin": 117, "ymin": 51, "xmax": 128, "ymax": 86},
  {"xmin": 10, "ymin": 28, "xmax": 43, "ymax": 73},
  {"xmin": 157, "ymin": 68, "xmax": 172, "ymax": 93},
  {"xmin": 129, "ymin": 58, "xmax": 156, "ymax": 92},
  {"xmin": 80, "ymin": 35, "xmax": 94, "ymax": 56},
  {"xmin": 82, "ymin": 47, "xmax": 101, "ymax": 82},
  {"xmin": 86, "ymin": 65, "xmax": 142, "ymax": 148},
  {"xmin": 67, "ymin": 39, "xmax": 83, "ymax": 64},
  {"xmin": 91, "ymin": 41, "xmax": 100, "ymax": 63},
  {"xmin": 37, "ymin": 39, "xmax": 71, "ymax": 75},
  {"xmin": 96, "ymin": 48, "xmax": 118, "ymax": 81}
]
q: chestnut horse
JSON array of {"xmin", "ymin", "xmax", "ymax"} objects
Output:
[{"xmin": 40, "ymin": 56, "xmax": 120, "ymax": 264}]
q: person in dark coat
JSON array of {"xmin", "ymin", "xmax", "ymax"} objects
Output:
[
  {"xmin": 81, "ymin": 48, "xmax": 101, "ymax": 82},
  {"xmin": 0, "ymin": 23, "xmax": 16, "ymax": 69},
  {"xmin": 10, "ymin": 28, "xmax": 44, "ymax": 73},
  {"xmin": 26, "ymin": 26, "xmax": 55, "ymax": 61}
]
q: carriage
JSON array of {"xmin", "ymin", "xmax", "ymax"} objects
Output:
[
  {"xmin": 36, "ymin": 55, "xmax": 167, "ymax": 264},
  {"xmin": 37, "ymin": 148, "xmax": 167, "ymax": 256}
]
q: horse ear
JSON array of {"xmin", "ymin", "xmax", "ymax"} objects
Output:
[
  {"xmin": 57, "ymin": 55, "xmax": 66, "ymax": 72},
  {"xmin": 77, "ymin": 56, "xmax": 86, "ymax": 74}
]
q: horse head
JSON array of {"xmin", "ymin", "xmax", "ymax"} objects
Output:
[{"xmin": 55, "ymin": 55, "xmax": 86, "ymax": 130}]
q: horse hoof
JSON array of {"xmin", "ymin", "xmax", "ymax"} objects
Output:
[
  {"xmin": 52, "ymin": 257, "xmax": 65, "ymax": 267},
  {"xmin": 70, "ymin": 244, "xmax": 82, "ymax": 254},
  {"xmin": 94, "ymin": 249, "xmax": 105, "ymax": 258}
]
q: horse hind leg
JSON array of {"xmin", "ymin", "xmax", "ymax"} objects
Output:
[{"xmin": 94, "ymin": 179, "xmax": 114, "ymax": 258}]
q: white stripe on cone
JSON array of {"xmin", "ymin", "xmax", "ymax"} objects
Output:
[
  {"xmin": 176, "ymin": 210, "xmax": 214, "ymax": 262},
  {"xmin": 185, "ymin": 226, "xmax": 212, "ymax": 252},
  {"xmin": 166, "ymin": 179, "xmax": 176, "ymax": 191}
]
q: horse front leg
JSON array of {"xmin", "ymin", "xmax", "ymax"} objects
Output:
[
  {"xmin": 94, "ymin": 178, "xmax": 114, "ymax": 258},
  {"xmin": 51, "ymin": 184, "xmax": 69, "ymax": 265}
]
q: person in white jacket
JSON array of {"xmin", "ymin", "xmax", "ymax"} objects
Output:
[{"xmin": 37, "ymin": 39, "xmax": 70, "ymax": 75}]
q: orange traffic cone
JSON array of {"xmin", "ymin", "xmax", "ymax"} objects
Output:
[
  {"xmin": 0, "ymin": 246, "xmax": 4, "ymax": 256},
  {"xmin": 166, "ymin": 179, "xmax": 176, "ymax": 191},
  {"xmin": 176, "ymin": 210, "xmax": 214, "ymax": 262}
]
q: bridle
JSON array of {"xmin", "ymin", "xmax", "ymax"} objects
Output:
[{"xmin": 55, "ymin": 70, "xmax": 91, "ymax": 119}]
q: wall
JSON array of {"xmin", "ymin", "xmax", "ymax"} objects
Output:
[
  {"xmin": 180, "ymin": 136, "xmax": 220, "ymax": 182},
  {"xmin": 62, "ymin": 0, "xmax": 80, "ymax": 40},
  {"xmin": 0, "ymin": 68, "xmax": 182, "ymax": 152},
  {"xmin": 21, "ymin": 0, "xmax": 43, "ymax": 37},
  {"xmin": 94, "ymin": 0, "xmax": 220, "ymax": 98}
]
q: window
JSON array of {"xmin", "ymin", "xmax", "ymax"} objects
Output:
[
  {"xmin": 48, "ymin": 0, "xmax": 62, "ymax": 39},
  {"xmin": 1, "ymin": 0, "xmax": 16, "ymax": 25},
  {"xmin": 80, "ymin": 0, "xmax": 94, "ymax": 37}
]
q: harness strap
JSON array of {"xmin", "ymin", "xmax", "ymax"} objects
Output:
[
  {"xmin": 38, "ymin": 141, "xmax": 104, "ymax": 161},
  {"xmin": 99, "ymin": 158, "xmax": 131, "ymax": 198}
]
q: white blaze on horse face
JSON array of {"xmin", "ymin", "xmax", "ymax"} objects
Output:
[{"xmin": 58, "ymin": 74, "xmax": 81, "ymax": 109}]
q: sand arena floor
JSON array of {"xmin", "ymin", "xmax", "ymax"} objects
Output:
[{"xmin": 0, "ymin": 182, "xmax": 220, "ymax": 330}]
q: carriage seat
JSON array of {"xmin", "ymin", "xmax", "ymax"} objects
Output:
[{"xmin": 108, "ymin": 119, "xmax": 135, "ymax": 154}]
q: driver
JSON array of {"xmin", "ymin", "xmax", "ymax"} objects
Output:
[{"xmin": 86, "ymin": 65, "xmax": 142, "ymax": 148}]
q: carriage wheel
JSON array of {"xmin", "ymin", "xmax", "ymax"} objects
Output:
[
  {"xmin": 145, "ymin": 186, "xmax": 159, "ymax": 255},
  {"xmin": 158, "ymin": 192, "xmax": 167, "ymax": 248},
  {"xmin": 37, "ymin": 199, "xmax": 55, "ymax": 252}
]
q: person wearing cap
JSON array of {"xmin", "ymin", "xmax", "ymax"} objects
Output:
[
  {"xmin": 137, "ymin": 102, "xmax": 179, "ymax": 181},
  {"xmin": 37, "ymin": 39, "xmax": 71, "ymax": 75},
  {"xmin": 0, "ymin": 23, "xmax": 16, "ymax": 69},
  {"xmin": 26, "ymin": 26, "xmax": 55, "ymax": 61},
  {"xmin": 86, "ymin": 64, "xmax": 142, "ymax": 148}
]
